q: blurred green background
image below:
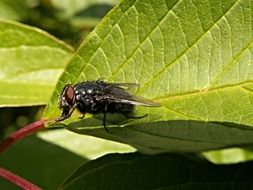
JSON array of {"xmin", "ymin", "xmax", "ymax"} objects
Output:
[
  {"xmin": 0, "ymin": 0, "xmax": 118, "ymax": 139},
  {"xmin": 0, "ymin": 0, "xmax": 121, "ymax": 189}
]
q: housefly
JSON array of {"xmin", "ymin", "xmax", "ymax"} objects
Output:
[{"xmin": 55, "ymin": 80, "xmax": 160, "ymax": 132}]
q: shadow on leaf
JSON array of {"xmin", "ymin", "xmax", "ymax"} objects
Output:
[{"xmin": 65, "ymin": 118, "xmax": 253, "ymax": 154}]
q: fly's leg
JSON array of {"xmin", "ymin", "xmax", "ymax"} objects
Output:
[
  {"xmin": 55, "ymin": 114, "xmax": 70, "ymax": 122},
  {"xmin": 79, "ymin": 113, "xmax": 86, "ymax": 119},
  {"xmin": 55, "ymin": 103, "xmax": 78, "ymax": 123},
  {"xmin": 103, "ymin": 104, "xmax": 110, "ymax": 133},
  {"xmin": 118, "ymin": 113, "xmax": 148, "ymax": 125},
  {"xmin": 123, "ymin": 113, "xmax": 148, "ymax": 120}
]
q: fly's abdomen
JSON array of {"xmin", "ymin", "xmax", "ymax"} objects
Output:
[{"xmin": 107, "ymin": 102, "xmax": 134, "ymax": 114}]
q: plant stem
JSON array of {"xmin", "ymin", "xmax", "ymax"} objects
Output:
[
  {"xmin": 0, "ymin": 119, "xmax": 46, "ymax": 154},
  {"xmin": 0, "ymin": 167, "xmax": 42, "ymax": 190}
]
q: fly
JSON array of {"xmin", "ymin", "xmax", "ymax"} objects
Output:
[{"xmin": 55, "ymin": 80, "xmax": 160, "ymax": 132}]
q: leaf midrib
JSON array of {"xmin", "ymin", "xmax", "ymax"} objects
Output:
[{"xmin": 153, "ymin": 80, "xmax": 253, "ymax": 101}]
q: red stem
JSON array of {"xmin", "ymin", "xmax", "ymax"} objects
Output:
[
  {"xmin": 0, "ymin": 167, "xmax": 42, "ymax": 190},
  {"xmin": 0, "ymin": 119, "xmax": 46, "ymax": 154}
]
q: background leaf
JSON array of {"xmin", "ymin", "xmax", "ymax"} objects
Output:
[
  {"xmin": 0, "ymin": 19, "xmax": 73, "ymax": 106},
  {"xmin": 44, "ymin": 0, "xmax": 253, "ymax": 153},
  {"xmin": 51, "ymin": 0, "xmax": 118, "ymax": 19},
  {"xmin": 61, "ymin": 153, "xmax": 253, "ymax": 190},
  {"xmin": 0, "ymin": 0, "xmax": 30, "ymax": 21}
]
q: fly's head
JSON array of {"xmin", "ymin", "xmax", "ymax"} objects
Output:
[{"xmin": 58, "ymin": 84, "xmax": 76, "ymax": 118}]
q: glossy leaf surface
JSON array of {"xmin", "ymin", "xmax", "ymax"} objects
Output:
[{"xmin": 45, "ymin": 0, "xmax": 253, "ymax": 153}]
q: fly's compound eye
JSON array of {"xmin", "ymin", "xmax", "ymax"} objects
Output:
[
  {"xmin": 59, "ymin": 84, "xmax": 76, "ymax": 110},
  {"xmin": 64, "ymin": 85, "xmax": 76, "ymax": 105}
]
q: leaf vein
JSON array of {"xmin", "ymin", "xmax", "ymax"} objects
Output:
[
  {"xmin": 154, "ymin": 80, "xmax": 253, "ymax": 101},
  {"xmin": 70, "ymin": 2, "xmax": 137, "ymax": 84},
  {"xmin": 208, "ymin": 36, "xmax": 253, "ymax": 88},
  {"xmin": 139, "ymin": 0, "xmax": 240, "ymax": 91},
  {"xmin": 108, "ymin": 0, "xmax": 182, "ymax": 80}
]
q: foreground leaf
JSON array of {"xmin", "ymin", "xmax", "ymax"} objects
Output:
[
  {"xmin": 61, "ymin": 153, "xmax": 253, "ymax": 190},
  {"xmin": 0, "ymin": 19, "xmax": 73, "ymax": 106},
  {"xmin": 44, "ymin": 0, "xmax": 253, "ymax": 154}
]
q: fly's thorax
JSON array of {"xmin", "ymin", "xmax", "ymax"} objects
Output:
[
  {"xmin": 74, "ymin": 81, "xmax": 107, "ymax": 102},
  {"xmin": 74, "ymin": 87, "xmax": 101, "ymax": 114},
  {"xmin": 74, "ymin": 80, "xmax": 107, "ymax": 92}
]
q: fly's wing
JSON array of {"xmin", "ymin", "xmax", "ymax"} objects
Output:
[
  {"xmin": 98, "ymin": 79, "xmax": 139, "ymax": 90},
  {"xmin": 109, "ymin": 82, "xmax": 140, "ymax": 92},
  {"xmin": 104, "ymin": 83, "xmax": 161, "ymax": 107}
]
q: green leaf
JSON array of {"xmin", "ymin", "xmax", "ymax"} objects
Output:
[
  {"xmin": 51, "ymin": 0, "xmax": 118, "ymax": 18},
  {"xmin": 37, "ymin": 129, "xmax": 135, "ymax": 159},
  {"xmin": 0, "ymin": 19, "xmax": 73, "ymax": 106},
  {"xmin": 51, "ymin": 0, "xmax": 119, "ymax": 29},
  {"xmin": 63, "ymin": 120, "xmax": 253, "ymax": 153},
  {"xmin": 61, "ymin": 153, "xmax": 253, "ymax": 190},
  {"xmin": 44, "ymin": 0, "xmax": 253, "ymax": 154},
  {"xmin": 203, "ymin": 148, "xmax": 253, "ymax": 164},
  {"xmin": 0, "ymin": 0, "xmax": 28, "ymax": 21}
]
